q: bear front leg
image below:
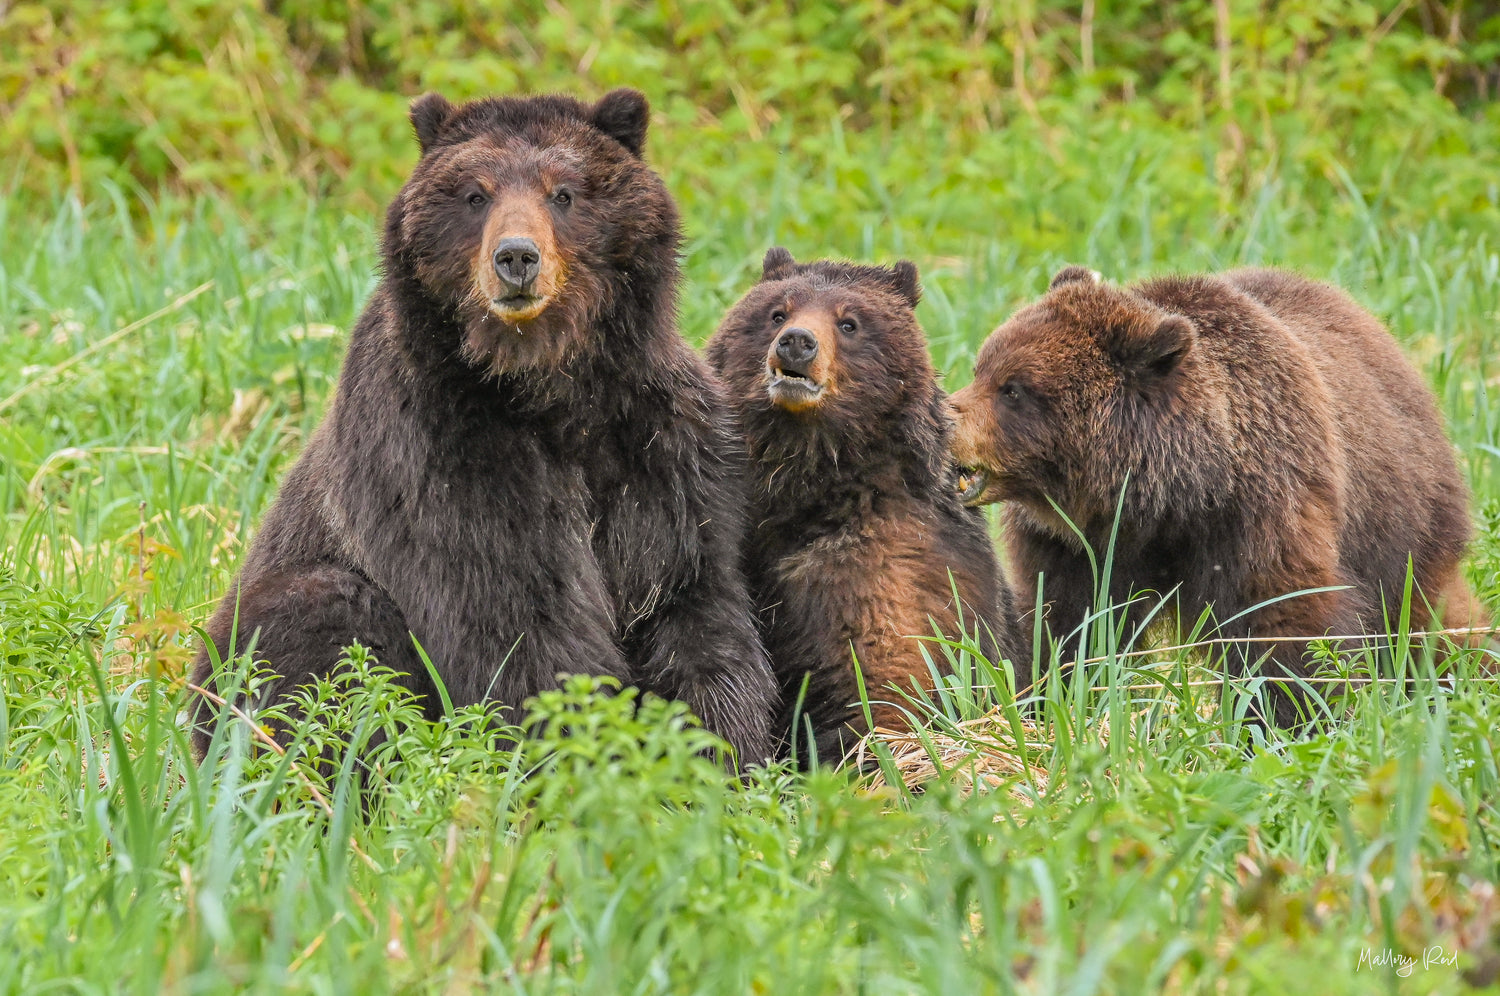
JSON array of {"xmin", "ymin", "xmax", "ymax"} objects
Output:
[
  {"xmin": 633, "ymin": 579, "xmax": 779, "ymax": 767},
  {"xmin": 1008, "ymin": 528, "xmax": 1112, "ymax": 669},
  {"xmin": 1229, "ymin": 562, "xmax": 1363, "ymax": 728},
  {"xmin": 188, "ymin": 563, "xmax": 436, "ymax": 763},
  {"xmin": 589, "ymin": 396, "xmax": 779, "ymax": 766}
]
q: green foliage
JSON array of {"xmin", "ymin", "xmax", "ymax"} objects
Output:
[
  {"xmin": 5, "ymin": 0, "xmax": 1500, "ymax": 220},
  {"xmin": 4, "ymin": 171, "xmax": 1500, "ymax": 988},
  {"xmin": 6, "ymin": 572, "xmax": 1500, "ymax": 990},
  {"xmin": 5, "ymin": 2, "xmax": 1500, "ymax": 991}
]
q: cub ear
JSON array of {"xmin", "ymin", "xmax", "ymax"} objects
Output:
[
  {"xmin": 1113, "ymin": 314, "xmax": 1194, "ymax": 382},
  {"xmin": 761, "ymin": 246, "xmax": 796, "ymax": 282},
  {"xmin": 592, "ymin": 88, "xmax": 650, "ymax": 157},
  {"xmin": 410, "ymin": 93, "xmax": 456, "ymax": 155},
  {"xmin": 890, "ymin": 260, "xmax": 921, "ymax": 307},
  {"xmin": 1050, "ymin": 265, "xmax": 1102, "ymax": 290}
]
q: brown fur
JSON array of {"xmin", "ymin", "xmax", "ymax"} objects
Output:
[
  {"xmin": 188, "ymin": 90, "xmax": 779, "ymax": 768},
  {"xmin": 950, "ymin": 266, "xmax": 1487, "ymax": 724},
  {"xmin": 709, "ymin": 250, "xmax": 1023, "ymax": 763}
]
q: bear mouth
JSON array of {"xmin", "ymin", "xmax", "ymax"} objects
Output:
[
  {"xmin": 955, "ymin": 466, "xmax": 990, "ymax": 506},
  {"xmin": 489, "ymin": 293, "xmax": 552, "ymax": 322},
  {"xmin": 767, "ymin": 368, "xmax": 826, "ymax": 407}
]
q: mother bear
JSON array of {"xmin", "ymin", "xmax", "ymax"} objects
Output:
[{"xmin": 189, "ymin": 89, "xmax": 777, "ymax": 765}]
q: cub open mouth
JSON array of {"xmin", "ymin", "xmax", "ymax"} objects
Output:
[
  {"xmin": 955, "ymin": 466, "xmax": 990, "ymax": 506},
  {"xmin": 767, "ymin": 367, "xmax": 825, "ymax": 405}
]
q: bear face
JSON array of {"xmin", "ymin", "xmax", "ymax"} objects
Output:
[
  {"xmin": 950, "ymin": 266, "xmax": 1199, "ymax": 538},
  {"xmin": 708, "ymin": 248, "xmax": 939, "ymax": 471},
  {"xmin": 387, "ymin": 89, "xmax": 679, "ymax": 376}
]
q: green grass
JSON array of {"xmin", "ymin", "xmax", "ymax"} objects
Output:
[{"xmin": 4, "ymin": 111, "xmax": 1500, "ymax": 994}]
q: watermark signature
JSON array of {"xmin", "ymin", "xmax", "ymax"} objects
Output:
[{"xmin": 1357, "ymin": 945, "xmax": 1459, "ymax": 977}]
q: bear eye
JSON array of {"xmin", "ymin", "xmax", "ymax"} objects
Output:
[
  {"xmin": 466, "ymin": 191, "xmax": 487, "ymax": 208},
  {"xmin": 552, "ymin": 189, "xmax": 573, "ymax": 207},
  {"xmin": 999, "ymin": 380, "xmax": 1025, "ymax": 406},
  {"xmin": 770, "ymin": 311, "xmax": 786, "ymax": 326},
  {"xmin": 838, "ymin": 319, "xmax": 857, "ymax": 335}
]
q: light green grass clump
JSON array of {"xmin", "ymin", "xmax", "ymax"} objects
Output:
[{"xmin": 3, "ymin": 111, "xmax": 1500, "ymax": 992}]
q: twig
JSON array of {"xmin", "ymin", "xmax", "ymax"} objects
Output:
[
  {"xmin": 26, "ymin": 445, "xmax": 224, "ymax": 500},
  {"xmin": 1008, "ymin": 626, "xmax": 1495, "ymax": 697},
  {"xmin": 1371, "ymin": 0, "xmax": 1417, "ymax": 47},
  {"xmin": 1080, "ymin": 0, "xmax": 1096, "ymax": 76},
  {"xmin": 1214, "ymin": 0, "xmax": 1233, "ymax": 112}
]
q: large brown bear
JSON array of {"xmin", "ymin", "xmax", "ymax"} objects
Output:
[
  {"xmin": 707, "ymin": 248, "xmax": 1024, "ymax": 764},
  {"xmin": 950, "ymin": 265, "xmax": 1488, "ymax": 725},
  {"xmin": 189, "ymin": 89, "xmax": 778, "ymax": 766}
]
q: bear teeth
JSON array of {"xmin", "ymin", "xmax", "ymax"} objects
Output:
[{"xmin": 956, "ymin": 468, "xmax": 989, "ymax": 504}]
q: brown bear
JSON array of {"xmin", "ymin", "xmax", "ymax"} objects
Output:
[
  {"xmin": 949, "ymin": 265, "xmax": 1488, "ymax": 725},
  {"xmin": 706, "ymin": 248, "xmax": 1025, "ymax": 764},
  {"xmin": 189, "ymin": 89, "xmax": 778, "ymax": 767}
]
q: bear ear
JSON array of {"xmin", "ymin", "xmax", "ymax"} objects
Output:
[
  {"xmin": 592, "ymin": 88, "xmax": 650, "ymax": 157},
  {"xmin": 1113, "ymin": 315, "xmax": 1194, "ymax": 383},
  {"xmin": 410, "ymin": 93, "xmax": 456, "ymax": 155},
  {"xmin": 761, "ymin": 246, "xmax": 796, "ymax": 282},
  {"xmin": 1050, "ymin": 265, "xmax": 1102, "ymax": 291},
  {"xmin": 890, "ymin": 260, "xmax": 921, "ymax": 307}
]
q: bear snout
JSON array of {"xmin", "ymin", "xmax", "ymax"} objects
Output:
[
  {"xmin": 774, "ymin": 327, "xmax": 819, "ymax": 374},
  {"xmin": 492, "ymin": 237, "xmax": 541, "ymax": 294},
  {"xmin": 763, "ymin": 320, "xmax": 837, "ymax": 412},
  {"xmin": 948, "ymin": 388, "xmax": 1003, "ymax": 505}
]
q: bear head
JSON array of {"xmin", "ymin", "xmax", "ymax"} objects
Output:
[
  {"xmin": 949, "ymin": 264, "xmax": 1198, "ymax": 536},
  {"xmin": 708, "ymin": 248, "xmax": 949, "ymax": 482},
  {"xmin": 385, "ymin": 88, "xmax": 679, "ymax": 375}
]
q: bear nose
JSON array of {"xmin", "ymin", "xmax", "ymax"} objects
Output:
[
  {"xmin": 774, "ymin": 328, "xmax": 819, "ymax": 369},
  {"xmin": 492, "ymin": 237, "xmax": 541, "ymax": 293}
]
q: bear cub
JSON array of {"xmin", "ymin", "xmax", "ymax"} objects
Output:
[
  {"xmin": 950, "ymin": 265, "xmax": 1488, "ymax": 724},
  {"xmin": 708, "ymin": 248, "xmax": 1024, "ymax": 764},
  {"xmin": 189, "ymin": 89, "xmax": 778, "ymax": 766}
]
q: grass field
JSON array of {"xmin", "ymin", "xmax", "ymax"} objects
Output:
[{"xmin": 4, "ymin": 109, "xmax": 1500, "ymax": 994}]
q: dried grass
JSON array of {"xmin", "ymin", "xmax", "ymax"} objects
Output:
[
  {"xmin": 858, "ymin": 710, "xmax": 1067, "ymax": 803},
  {"xmin": 859, "ymin": 625, "xmax": 1499, "ymax": 800}
]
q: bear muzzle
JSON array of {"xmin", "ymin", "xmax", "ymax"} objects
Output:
[
  {"xmin": 493, "ymin": 237, "xmax": 541, "ymax": 295},
  {"xmin": 486, "ymin": 237, "xmax": 553, "ymax": 321},
  {"xmin": 766, "ymin": 326, "xmax": 833, "ymax": 411},
  {"xmin": 955, "ymin": 466, "xmax": 991, "ymax": 506},
  {"xmin": 475, "ymin": 196, "xmax": 567, "ymax": 324}
]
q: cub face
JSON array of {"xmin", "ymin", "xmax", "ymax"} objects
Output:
[
  {"xmin": 708, "ymin": 248, "xmax": 933, "ymax": 433},
  {"xmin": 949, "ymin": 265, "xmax": 1196, "ymax": 534}
]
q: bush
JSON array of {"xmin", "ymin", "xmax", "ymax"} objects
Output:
[{"xmin": 4, "ymin": 0, "xmax": 1499, "ymax": 219}]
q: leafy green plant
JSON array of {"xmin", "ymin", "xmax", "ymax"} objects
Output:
[{"xmin": 5, "ymin": 6, "xmax": 1500, "ymax": 987}]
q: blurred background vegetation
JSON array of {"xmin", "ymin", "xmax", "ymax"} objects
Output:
[{"xmin": 5, "ymin": 0, "xmax": 1499, "ymax": 226}]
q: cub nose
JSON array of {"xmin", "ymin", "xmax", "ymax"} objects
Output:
[
  {"xmin": 774, "ymin": 328, "xmax": 819, "ymax": 369},
  {"xmin": 492, "ymin": 237, "xmax": 541, "ymax": 293}
]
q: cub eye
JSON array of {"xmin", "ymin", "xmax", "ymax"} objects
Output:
[
  {"xmin": 466, "ymin": 192, "xmax": 487, "ymax": 208},
  {"xmin": 552, "ymin": 189, "xmax": 573, "ymax": 207},
  {"xmin": 770, "ymin": 311, "xmax": 786, "ymax": 326},
  {"xmin": 838, "ymin": 319, "xmax": 857, "ymax": 335}
]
